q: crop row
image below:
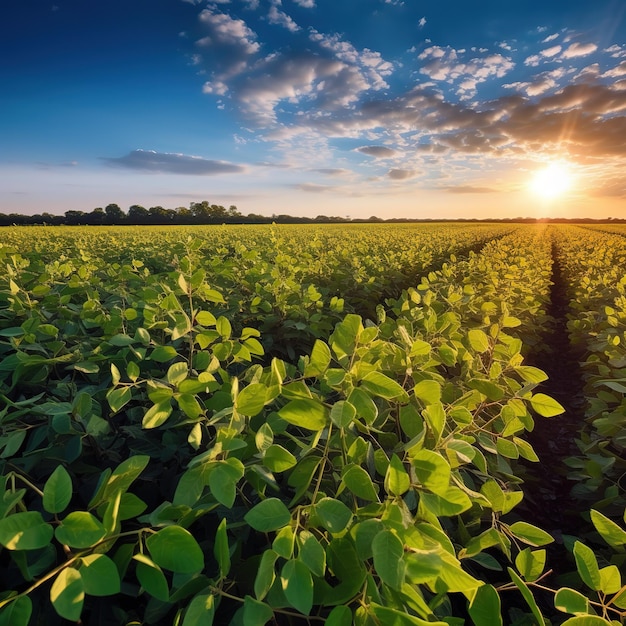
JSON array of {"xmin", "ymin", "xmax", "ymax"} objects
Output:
[
  {"xmin": 552, "ymin": 225, "xmax": 626, "ymax": 514},
  {"xmin": 3, "ymin": 224, "xmax": 622, "ymax": 625}
]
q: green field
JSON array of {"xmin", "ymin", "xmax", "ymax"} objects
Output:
[{"xmin": 0, "ymin": 224, "xmax": 625, "ymax": 625}]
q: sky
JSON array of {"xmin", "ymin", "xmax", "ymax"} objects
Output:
[{"xmin": 1, "ymin": 0, "xmax": 626, "ymax": 220}]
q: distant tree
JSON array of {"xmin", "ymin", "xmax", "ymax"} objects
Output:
[
  {"xmin": 128, "ymin": 205, "xmax": 149, "ymax": 224},
  {"xmin": 87, "ymin": 207, "xmax": 106, "ymax": 225},
  {"xmin": 148, "ymin": 206, "xmax": 173, "ymax": 224},
  {"xmin": 175, "ymin": 206, "xmax": 193, "ymax": 224},
  {"xmin": 190, "ymin": 201, "xmax": 229, "ymax": 223},
  {"xmin": 64, "ymin": 210, "xmax": 86, "ymax": 225},
  {"xmin": 104, "ymin": 203, "xmax": 125, "ymax": 224}
]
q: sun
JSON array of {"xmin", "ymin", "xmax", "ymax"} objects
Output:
[{"xmin": 528, "ymin": 162, "xmax": 575, "ymax": 200}]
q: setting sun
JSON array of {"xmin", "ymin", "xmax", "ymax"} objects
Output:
[{"xmin": 529, "ymin": 162, "xmax": 575, "ymax": 200}]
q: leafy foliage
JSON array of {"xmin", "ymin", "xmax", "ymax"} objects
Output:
[{"xmin": 0, "ymin": 223, "xmax": 624, "ymax": 625}]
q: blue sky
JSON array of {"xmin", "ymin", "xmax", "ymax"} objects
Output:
[{"xmin": 1, "ymin": 0, "xmax": 625, "ymax": 219}]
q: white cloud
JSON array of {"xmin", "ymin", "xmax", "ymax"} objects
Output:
[
  {"xmin": 524, "ymin": 54, "xmax": 541, "ymax": 67},
  {"xmin": 604, "ymin": 61, "xmax": 626, "ymax": 78},
  {"xmin": 309, "ymin": 30, "xmax": 393, "ymax": 91},
  {"xmin": 418, "ymin": 46, "xmax": 514, "ymax": 97},
  {"xmin": 562, "ymin": 42, "xmax": 598, "ymax": 58},
  {"xmin": 292, "ymin": 0, "xmax": 315, "ymax": 7},
  {"xmin": 418, "ymin": 17, "xmax": 426, "ymax": 28},
  {"xmin": 198, "ymin": 8, "xmax": 259, "ymax": 55},
  {"xmin": 268, "ymin": 4, "xmax": 299, "ymax": 31},
  {"xmin": 542, "ymin": 33, "xmax": 559, "ymax": 43},
  {"xmin": 605, "ymin": 44, "xmax": 626, "ymax": 59},
  {"xmin": 540, "ymin": 45, "xmax": 562, "ymax": 58},
  {"xmin": 195, "ymin": 8, "xmax": 261, "ymax": 93}
]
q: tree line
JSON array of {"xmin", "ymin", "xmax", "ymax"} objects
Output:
[
  {"xmin": 0, "ymin": 202, "xmax": 375, "ymax": 226},
  {"xmin": 1, "ymin": 202, "xmax": 625, "ymax": 226}
]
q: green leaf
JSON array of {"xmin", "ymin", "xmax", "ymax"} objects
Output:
[
  {"xmin": 243, "ymin": 595, "xmax": 274, "ymax": 626},
  {"xmin": 0, "ymin": 596, "xmax": 32, "ymax": 626},
  {"xmin": 414, "ymin": 380, "xmax": 441, "ymax": 405},
  {"xmin": 208, "ymin": 459, "xmax": 244, "ymax": 508},
  {"xmin": 110, "ymin": 363, "xmax": 121, "ymax": 385},
  {"xmin": 0, "ymin": 511, "xmax": 53, "ymax": 550},
  {"xmin": 236, "ymin": 383, "xmax": 268, "ymax": 417},
  {"xmin": 515, "ymin": 366, "xmax": 548, "ymax": 384},
  {"xmin": 325, "ymin": 605, "xmax": 352, "ymax": 626},
  {"xmin": 126, "ymin": 361, "xmax": 140, "ymax": 382},
  {"xmin": 468, "ymin": 379, "xmax": 504, "ymax": 401},
  {"xmin": 360, "ymin": 371, "xmax": 407, "ymax": 400},
  {"xmin": 214, "ymin": 518, "xmax": 231, "ymax": 578},
  {"xmin": 369, "ymin": 603, "xmax": 446, "ymax": 626},
  {"xmin": 106, "ymin": 386, "xmax": 131, "ymax": 413},
  {"xmin": 348, "ymin": 388, "xmax": 378, "ymax": 424},
  {"xmin": 372, "ymin": 529, "xmax": 405, "ymax": 590},
  {"xmin": 342, "ymin": 464, "xmax": 379, "ymax": 501},
  {"xmin": 507, "ymin": 567, "xmax": 546, "ymax": 626},
  {"xmin": 411, "ymin": 448, "xmax": 451, "ymax": 495},
  {"xmin": 50, "ymin": 567, "xmax": 84, "ymax": 621},
  {"xmin": 196, "ymin": 310, "xmax": 216, "ymax": 326},
  {"xmin": 264, "ymin": 445, "xmax": 297, "ymax": 473},
  {"xmin": 573, "ymin": 541, "xmax": 602, "ymax": 591},
  {"xmin": 315, "ymin": 497, "xmax": 352, "ymax": 534},
  {"xmin": 100, "ymin": 454, "xmax": 150, "ymax": 502},
  {"xmin": 554, "ymin": 587, "xmax": 590, "ymax": 615},
  {"xmin": 177, "ymin": 393, "xmax": 203, "ymax": 419},
  {"xmin": 508, "ymin": 522, "xmax": 554, "ymax": 547},
  {"xmin": 55, "ymin": 512, "xmax": 107, "ymax": 548},
  {"xmin": 468, "ymin": 584, "xmax": 502, "ymax": 626},
  {"xmin": 166, "ymin": 362, "xmax": 188, "ymax": 387},
  {"xmin": 217, "ymin": 316, "xmax": 232, "ymax": 339},
  {"xmin": 146, "ymin": 526, "xmax": 205, "ymax": 574},
  {"xmin": 150, "ymin": 345, "xmax": 178, "ymax": 362},
  {"xmin": 330, "ymin": 400, "xmax": 356, "ymax": 428},
  {"xmin": 515, "ymin": 548, "xmax": 546, "ymax": 582},
  {"xmin": 245, "ymin": 498, "xmax": 291, "ymax": 532},
  {"xmin": 303, "ymin": 340, "xmax": 332, "ymax": 377},
  {"xmin": 468, "ymin": 329, "xmax": 490, "ymax": 352},
  {"xmin": 590, "ymin": 509, "xmax": 626, "ymax": 548},
  {"xmin": 134, "ymin": 554, "xmax": 169, "ymax": 601},
  {"xmin": 43, "ymin": 465, "xmax": 73, "ymax": 514},
  {"xmin": 281, "ymin": 559, "xmax": 313, "ymax": 615},
  {"xmin": 385, "ymin": 453, "xmax": 410, "ymax": 497},
  {"xmin": 422, "ymin": 402, "xmax": 446, "ymax": 443},
  {"xmin": 142, "ymin": 400, "xmax": 173, "ymax": 429},
  {"xmin": 530, "ymin": 393, "xmax": 565, "ymax": 417},
  {"xmin": 278, "ymin": 398, "xmax": 328, "ymax": 431},
  {"xmin": 254, "ymin": 550, "xmax": 278, "ymax": 600},
  {"xmin": 298, "ymin": 531, "xmax": 326, "ymax": 578},
  {"xmin": 560, "ymin": 618, "xmax": 613, "ymax": 626},
  {"xmin": 496, "ymin": 437, "xmax": 519, "ymax": 459},
  {"xmin": 182, "ymin": 593, "xmax": 215, "ymax": 626},
  {"xmin": 599, "ymin": 565, "xmax": 621, "ymax": 594},
  {"xmin": 80, "ymin": 554, "xmax": 120, "ymax": 596},
  {"xmin": 421, "ymin": 486, "xmax": 472, "ymax": 516}
]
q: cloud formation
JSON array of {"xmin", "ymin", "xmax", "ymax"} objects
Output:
[
  {"xmin": 103, "ymin": 150, "xmax": 245, "ymax": 175},
  {"xmin": 356, "ymin": 146, "xmax": 398, "ymax": 158},
  {"xmin": 186, "ymin": 5, "xmax": 626, "ymax": 200}
]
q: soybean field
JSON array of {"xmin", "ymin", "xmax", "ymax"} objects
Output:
[{"xmin": 0, "ymin": 223, "xmax": 625, "ymax": 626}]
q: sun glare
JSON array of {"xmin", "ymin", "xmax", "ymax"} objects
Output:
[{"xmin": 528, "ymin": 162, "xmax": 574, "ymax": 200}]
